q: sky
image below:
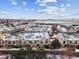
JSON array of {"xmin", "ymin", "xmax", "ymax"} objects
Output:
[{"xmin": 0, "ymin": 0, "xmax": 79, "ymax": 19}]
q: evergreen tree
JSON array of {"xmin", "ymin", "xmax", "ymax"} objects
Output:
[{"xmin": 11, "ymin": 46, "xmax": 47, "ymax": 59}]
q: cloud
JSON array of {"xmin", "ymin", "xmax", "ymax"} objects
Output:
[
  {"xmin": 0, "ymin": 11, "xmax": 10, "ymax": 15},
  {"xmin": 25, "ymin": 8, "xmax": 29, "ymax": 11},
  {"xmin": 71, "ymin": 11, "xmax": 79, "ymax": 15},
  {"xmin": 60, "ymin": 4, "xmax": 64, "ymax": 7},
  {"xmin": 12, "ymin": 1, "xmax": 17, "ymax": 5},
  {"xmin": 9, "ymin": 0, "xmax": 16, "ymax": 1},
  {"xmin": 13, "ymin": 7, "xmax": 22, "ymax": 10},
  {"xmin": 37, "ymin": 6, "xmax": 58, "ymax": 14},
  {"xmin": 39, "ymin": 3, "xmax": 47, "ymax": 6},
  {"xmin": 37, "ymin": 5, "xmax": 68, "ymax": 15},
  {"xmin": 0, "ymin": 11, "xmax": 17, "ymax": 19},
  {"xmin": 31, "ymin": 8, "xmax": 35, "ymax": 11},
  {"xmin": 67, "ymin": 3, "xmax": 71, "ymax": 7},
  {"xmin": 22, "ymin": 1, "xmax": 27, "ymax": 5},
  {"xmin": 24, "ymin": 8, "xmax": 35, "ymax": 11},
  {"xmin": 9, "ymin": 0, "xmax": 17, "ymax": 5},
  {"xmin": 60, "ymin": 8, "xmax": 66, "ymax": 11},
  {"xmin": 0, "ymin": 11, "xmax": 14, "ymax": 19},
  {"xmin": 36, "ymin": 0, "xmax": 57, "ymax": 4},
  {"xmin": 35, "ymin": 0, "xmax": 57, "ymax": 7},
  {"xmin": 59, "ymin": 3, "xmax": 71, "ymax": 11},
  {"xmin": 60, "ymin": 3, "xmax": 71, "ymax": 8}
]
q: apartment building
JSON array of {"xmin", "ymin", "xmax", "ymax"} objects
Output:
[{"xmin": 0, "ymin": 20, "xmax": 79, "ymax": 49}]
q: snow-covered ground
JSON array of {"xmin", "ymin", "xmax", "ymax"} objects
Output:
[
  {"xmin": 0, "ymin": 55, "xmax": 10, "ymax": 59},
  {"xmin": 47, "ymin": 54, "xmax": 79, "ymax": 59},
  {"xmin": 0, "ymin": 54, "xmax": 79, "ymax": 59}
]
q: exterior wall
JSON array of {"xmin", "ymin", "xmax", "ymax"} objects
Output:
[
  {"xmin": 56, "ymin": 33, "xmax": 64, "ymax": 46},
  {"xmin": 0, "ymin": 32, "xmax": 3, "ymax": 39}
]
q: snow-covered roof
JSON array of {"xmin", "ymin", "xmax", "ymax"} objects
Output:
[
  {"xmin": 3, "ymin": 33, "xmax": 17, "ymax": 40},
  {"xmin": 17, "ymin": 32, "xmax": 49, "ymax": 40},
  {"xmin": 61, "ymin": 32, "xmax": 79, "ymax": 40}
]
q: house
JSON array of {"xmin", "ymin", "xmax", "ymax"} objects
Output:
[
  {"xmin": 57, "ymin": 25, "xmax": 68, "ymax": 32},
  {"xmin": 67, "ymin": 26, "xmax": 77, "ymax": 32},
  {"xmin": 72, "ymin": 25, "xmax": 79, "ymax": 32}
]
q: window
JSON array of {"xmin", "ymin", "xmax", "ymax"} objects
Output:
[
  {"xmin": 23, "ymin": 41, "xmax": 26, "ymax": 44},
  {"xmin": 29, "ymin": 41, "xmax": 32, "ymax": 44},
  {"xmin": 35, "ymin": 41, "xmax": 37, "ymax": 44},
  {"xmin": 75, "ymin": 41, "xmax": 77, "ymax": 44},
  {"xmin": 5, "ymin": 40, "xmax": 7, "ymax": 43},
  {"xmin": 70, "ymin": 41, "xmax": 72, "ymax": 44},
  {"xmin": 41, "ymin": 41, "xmax": 43, "ymax": 44},
  {"xmin": 67, "ymin": 40, "xmax": 69, "ymax": 44},
  {"xmin": 8, "ymin": 41, "xmax": 11, "ymax": 44},
  {"xmin": 46, "ymin": 41, "xmax": 48, "ymax": 43},
  {"xmin": 1, "ymin": 41, "xmax": 4, "ymax": 44},
  {"xmin": 12, "ymin": 41, "xmax": 15, "ymax": 44},
  {"xmin": 19, "ymin": 41, "xmax": 22, "ymax": 44}
]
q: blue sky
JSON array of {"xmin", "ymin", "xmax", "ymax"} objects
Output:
[{"xmin": 0, "ymin": 0, "xmax": 79, "ymax": 19}]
